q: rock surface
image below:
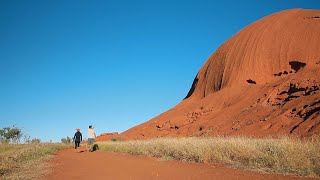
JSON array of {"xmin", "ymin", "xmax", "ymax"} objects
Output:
[{"xmin": 102, "ymin": 9, "xmax": 320, "ymax": 140}]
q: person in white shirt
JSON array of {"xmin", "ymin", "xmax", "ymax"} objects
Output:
[{"xmin": 87, "ymin": 125, "xmax": 96, "ymax": 152}]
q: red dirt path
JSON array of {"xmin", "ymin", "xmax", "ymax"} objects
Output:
[{"xmin": 47, "ymin": 148, "xmax": 309, "ymax": 180}]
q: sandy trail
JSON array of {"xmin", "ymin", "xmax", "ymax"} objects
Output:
[{"xmin": 47, "ymin": 148, "xmax": 307, "ymax": 180}]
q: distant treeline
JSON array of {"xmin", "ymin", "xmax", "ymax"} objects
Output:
[{"xmin": 0, "ymin": 126, "xmax": 40, "ymax": 144}]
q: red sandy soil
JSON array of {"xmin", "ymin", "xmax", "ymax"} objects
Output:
[
  {"xmin": 107, "ymin": 9, "xmax": 320, "ymax": 140},
  {"xmin": 47, "ymin": 148, "xmax": 309, "ymax": 180}
]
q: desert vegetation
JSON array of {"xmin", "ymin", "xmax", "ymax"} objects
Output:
[
  {"xmin": 61, "ymin": 136, "xmax": 72, "ymax": 144},
  {"xmin": 0, "ymin": 126, "xmax": 69, "ymax": 179},
  {"xmin": 0, "ymin": 126, "xmax": 43, "ymax": 145},
  {"xmin": 0, "ymin": 126, "xmax": 23, "ymax": 144},
  {"xmin": 0, "ymin": 143, "xmax": 69, "ymax": 179},
  {"xmin": 98, "ymin": 136, "xmax": 320, "ymax": 177}
]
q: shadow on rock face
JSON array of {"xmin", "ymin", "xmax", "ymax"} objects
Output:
[
  {"xmin": 289, "ymin": 61, "xmax": 306, "ymax": 72},
  {"xmin": 246, "ymin": 79, "xmax": 257, "ymax": 84}
]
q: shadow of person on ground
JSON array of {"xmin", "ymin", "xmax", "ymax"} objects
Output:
[{"xmin": 92, "ymin": 144, "xmax": 99, "ymax": 151}]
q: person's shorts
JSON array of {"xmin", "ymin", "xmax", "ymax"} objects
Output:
[{"xmin": 88, "ymin": 138, "xmax": 94, "ymax": 145}]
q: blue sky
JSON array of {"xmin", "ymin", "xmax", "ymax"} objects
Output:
[{"xmin": 1, "ymin": 0, "xmax": 319, "ymax": 142}]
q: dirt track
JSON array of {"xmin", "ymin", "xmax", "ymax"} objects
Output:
[{"xmin": 47, "ymin": 148, "xmax": 308, "ymax": 180}]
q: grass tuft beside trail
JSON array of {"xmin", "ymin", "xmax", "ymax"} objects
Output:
[
  {"xmin": 98, "ymin": 136, "xmax": 320, "ymax": 177},
  {"xmin": 0, "ymin": 143, "xmax": 69, "ymax": 179}
]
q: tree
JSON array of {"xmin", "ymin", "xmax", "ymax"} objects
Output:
[
  {"xmin": 0, "ymin": 126, "xmax": 22, "ymax": 144},
  {"xmin": 0, "ymin": 129, "xmax": 4, "ymax": 143},
  {"xmin": 24, "ymin": 135, "xmax": 31, "ymax": 144},
  {"xmin": 61, "ymin": 136, "xmax": 72, "ymax": 144},
  {"xmin": 66, "ymin": 136, "xmax": 72, "ymax": 143},
  {"xmin": 8, "ymin": 126, "xmax": 22, "ymax": 143}
]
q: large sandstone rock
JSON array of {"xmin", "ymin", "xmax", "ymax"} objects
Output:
[{"xmin": 122, "ymin": 9, "xmax": 320, "ymax": 139}]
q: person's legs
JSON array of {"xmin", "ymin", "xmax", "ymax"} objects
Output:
[
  {"xmin": 74, "ymin": 141, "xmax": 77, "ymax": 152},
  {"xmin": 78, "ymin": 141, "xmax": 81, "ymax": 152},
  {"xmin": 87, "ymin": 138, "xmax": 94, "ymax": 152},
  {"xmin": 75, "ymin": 141, "xmax": 80, "ymax": 152},
  {"xmin": 87, "ymin": 142, "xmax": 89, "ymax": 151},
  {"xmin": 91, "ymin": 139, "xmax": 95, "ymax": 151},
  {"xmin": 87, "ymin": 139, "xmax": 90, "ymax": 151}
]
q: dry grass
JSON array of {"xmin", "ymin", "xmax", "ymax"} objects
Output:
[
  {"xmin": 98, "ymin": 136, "xmax": 320, "ymax": 177},
  {"xmin": 0, "ymin": 143, "xmax": 69, "ymax": 179}
]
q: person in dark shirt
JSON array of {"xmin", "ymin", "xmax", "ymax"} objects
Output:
[{"xmin": 73, "ymin": 128, "xmax": 82, "ymax": 152}]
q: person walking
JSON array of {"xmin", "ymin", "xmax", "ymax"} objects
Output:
[
  {"xmin": 73, "ymin": 128, "xmax": 82, "ymax": 153},
  {"xmin": 87, "ymin": 125, "xmax": 96, "ymax": 152}
]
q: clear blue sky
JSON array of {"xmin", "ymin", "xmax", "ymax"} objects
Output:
[{"xmin": 1, "ymin": 0, "xmax": 319, "ymax": 142}]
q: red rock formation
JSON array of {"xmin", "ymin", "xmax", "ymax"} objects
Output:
[
  {"xmin": 121, "ymin": 9, "xmax": 320, "ymax": 140},
  {"xmin": 96, "ymin": 132, "xmax": 125, "ymax": 141}
]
